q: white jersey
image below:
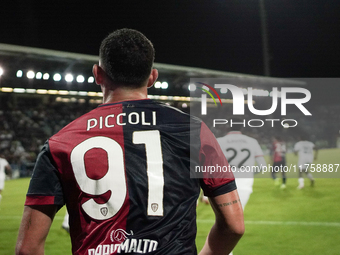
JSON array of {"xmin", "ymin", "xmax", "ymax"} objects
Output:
[
  {"xmin": 217, "ymin": 131, "xmax": 265, "ymax": 192},
  {"xmin": 0, "ymin": 157, "xmax": 9, "ymax": 189},
  {"xmin": 294, "ymin": 140, "xmax": 315, "ymax": 165}
]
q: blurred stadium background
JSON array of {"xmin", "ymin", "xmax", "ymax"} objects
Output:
[
  {"xmin": 0, "ymin": 43, "xmax": 339, "ymax": 177},
  {"xmin": 0, "ymin": 44, "xmax": 340, "ymax": 254}
]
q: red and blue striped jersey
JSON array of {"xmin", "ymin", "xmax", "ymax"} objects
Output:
[{"xmin": 25, "ymin": 99, "xmax": 235, "ymax": 255}]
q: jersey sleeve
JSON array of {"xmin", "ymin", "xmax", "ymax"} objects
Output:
[
  {"xmin": 25, "ymin": 141, "xmax": 65, "ymax": 207},
  {"xmin": 198, "ymin": 122, "xmax": 236, "ymax": 197}
]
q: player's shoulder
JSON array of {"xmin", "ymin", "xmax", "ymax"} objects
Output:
[
  {"xmin": 307, "ymin": 141, "xmax": 314, "ymax": 146},
  {"xmin": 49, "ymin": 106, "xmax": 100, "ymax": 140},
  {"xmin": 295, "ymin": 141, "xmax": 302, "ymax": 146},
  {"xmin": 0, "ymin": 157, "xmax": 8, "ymax": 163},
  {"xmin": 296, "ymin": 140, "xmax": 313, "ymax": 146},
  {"xmin": 238, "ymin": 133, "xmax": 260, "ymax": 144},
  {"xmin": 220, "ymin": 132, "xmax": 259, "ymax": 145}
]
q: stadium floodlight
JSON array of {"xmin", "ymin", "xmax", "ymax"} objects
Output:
[
  {"xmin": 154, "ymin": 81, "xmax": 162, "ymax": 88},
  {"xmin": 43, "ymin": 73, "xmax": 50, "ymax": 80},
  {"xmin": 1, "ymin": 87, "xmax": 13, "ymax": 92},
  {"xmin": 78, "ymin": 91, "xmax": 88, "ymax": 96},
  {"xmin": 220, "ymin": 87, "xmax": 228, "ymax": 94},
  {"xmin": 188, "ymin": 84, "xmax": 196, "ymax": 92},
  {"xmin": 26, "ymin": 89, "xmax": 36, "ymax": 93},
  {"xmin": 16, "ymin": 70, "xmax": 23, "ymax": 78},
  {"xmin": 58, "ymin": 90, "xmax": 69, "ymax": 95},
  {"xmin": 161, "ymin": 82, "xmax": 168, "ymax": 89},
  {"xmin": 87, "ymin": 91, "xmax": 97, "ymax": 96},
  {"xmin": 13, "ymin": 88, "xmax": 26, "ymax": 93},
  {"xmin": 0, "ymin": 67, "xmax": 3, "ymax": 76},
  {"xmin": 76, "ymin": 75, "xmax": 85, "ymax": 83},
  {"xmin": 65, "ymin": 73, "xmax": 74, "ymax": 82},
  {"xmin": 53, "ymin": 73, "xmax": 62, "ymax": 81},
  {"xmin": 37, "ymin": 89, "xmax": 48, "ymax": 94},
  {"xmin": 36, "ymin": 72, "xmax": 42, "ymax": 79},
  {"xmin": 159, "ymin": 95, "xmax": 168, "ymax": 100},
  {"xmin": 88, "ymin": 76, "xmax": 94, "ymax": 83},
  {"xmin": 48, "ymin": 90, "xmax": 58, "ymax": 95},
  {"xmin": 27, "ymin": 71, "xmax": 35, "ymax": 79}
]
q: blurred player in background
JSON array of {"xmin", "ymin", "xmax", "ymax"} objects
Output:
[
  {"xmin": 271, "ymin": 136, "xmax": 287, "ymax": 189},
  {"xmin": 0, "ymin": 152, "xmax": 12, "ymax": 205},
  {"xmin": 16, "ymin": 28, "xmax": 244, "ymax": 255},
  {"xmin": 294, "ymin": 134, "xmax": 317, "ymax": 189},
  {"xmin": 216, "ymin": 122, "xmax": 266, "ymax": 255},
  {"xmin": 216, "ymin": 123, "xmax": 267, "ymax": 210}
]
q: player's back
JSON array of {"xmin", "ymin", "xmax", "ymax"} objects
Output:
[
  {"xmin": 272, "ymin": 140, "xmax": 286, "ymax": 162},
  {"xmin": 217, "ymin": 131, "xmax": 262, "ymax": 169},
  {"xmin": 217, "ymin": 131, "xmax": 263, "ymax": 184},
  {"xmin": 295, "ymin": 140, "xmax": 315, "ymax": 162},
  {"xmin": 49, "ymin": 99, "xmax": 202, "ymax": 254}
]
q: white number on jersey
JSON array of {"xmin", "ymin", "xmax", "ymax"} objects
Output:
[
  {"xmin": 226, "ymin": 148, "xmax": 251, "ymax": 168},
  {"xmin": 70, "ymin": 131, "xmax": 164, "ymax": 220}
]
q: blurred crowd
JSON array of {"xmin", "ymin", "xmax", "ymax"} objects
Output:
[{"xmin": 0, "ymin": 94, "xmax": 96, "ymax": 177}]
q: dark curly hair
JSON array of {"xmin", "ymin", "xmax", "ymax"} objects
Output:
[{"xmin": 99, "ymin": 28, "xmax": 155, "ymax": 87}]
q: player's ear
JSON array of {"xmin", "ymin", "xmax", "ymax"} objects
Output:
[
  {"xmin": 92, "ymin": 64, "xmax": 105, "ymax": 85},
  {"xmin": 147, "ymin": 69, "xmax": 158, "ymax": 88}
]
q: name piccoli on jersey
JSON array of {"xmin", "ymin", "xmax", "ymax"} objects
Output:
[{"xmin": 87, "ymin": 111, "xmax": 157, "ymax": 131}]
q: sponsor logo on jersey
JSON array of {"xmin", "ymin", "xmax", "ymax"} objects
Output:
[
  {"xmin": 111, "ymin": 229, "xmax": 134, "ymax": 242},
  {"xmin": 87, "ymin": 229, "xmax": 158, "ymax": 255}
]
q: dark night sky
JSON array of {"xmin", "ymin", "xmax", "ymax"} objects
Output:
[{"xmin": 0, "ymin": 0, "xmax": 339, "ymax": 78}]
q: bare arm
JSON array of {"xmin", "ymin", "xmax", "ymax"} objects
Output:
[
  {"xmin": 16, "ymin": 205, "xmax": 58, "ymax": 255},
  {"xmin": 199, "ymin": 189, "xmax": 245, "ymax": 255}
]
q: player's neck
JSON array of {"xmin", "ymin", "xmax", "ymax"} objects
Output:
[{"xmin": 102, "ymin": 86, "xmax": 148, "ymax": 104}]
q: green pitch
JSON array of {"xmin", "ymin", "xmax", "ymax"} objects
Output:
[{"xmin": 1, "ymin": 148, "xmax": 339, "ymax": 254}]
